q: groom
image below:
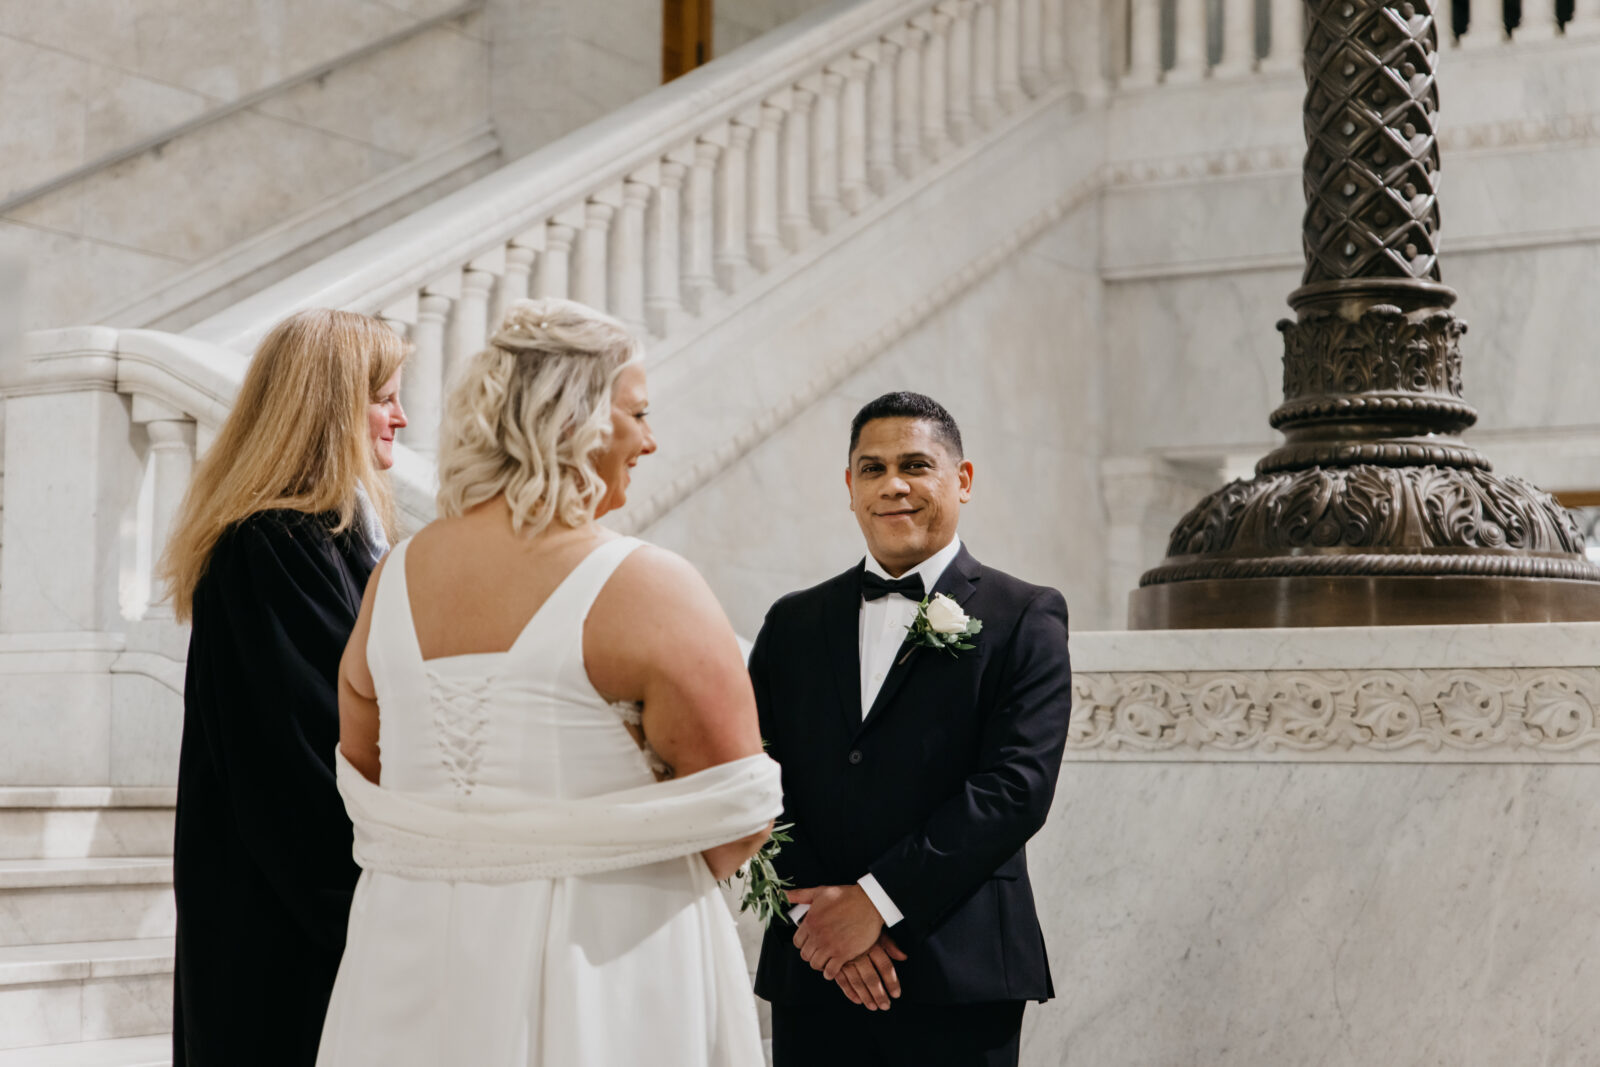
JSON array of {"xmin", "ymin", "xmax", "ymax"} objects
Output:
[{"xmin": 749, "ymin": 391, "xmax": 1072, "ymax": 1066}]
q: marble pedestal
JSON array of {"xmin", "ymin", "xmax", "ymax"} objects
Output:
[{"xmin": 1019, "ymin": 622, "xmax": 1600, "ymax": 1065}]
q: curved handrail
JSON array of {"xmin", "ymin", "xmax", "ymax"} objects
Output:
[
  {"xmin": 185, "ymin": 0, "xmax": 935, "ymax": 353},
  {"xmin": 0, "ymin": 0, "xmax": 485, "ymax": 217}
]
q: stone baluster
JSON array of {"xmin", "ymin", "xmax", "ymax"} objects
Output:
[
  {"xmin": 715, "ymin": 117, "xmax": 756, "ymax": 292},
  {"xmin": 1067, "ymin": 0, "xmax": 1109, "ymax": 98},
  {"xmin": 574, "ymin": 186, "xmax": 621, "ymax": 310},
  {"xmin": 1569, "ymin": 0, "xmax": 1599, "ymax": 36},
  {"xmin": 1125, "ymin": 0, "xmax": 1162, "ymax": 85},
  {"xmin": 682, "ymin": 135, "xmax": 722, "ymax": 313},
  {"xmin": 748, "ymin": 99, "xmax": 786, "ymax": 271},
  {"xmin": 610, "ymin": 177, "xmax": 651, "ymax": 332},
  {"xmin": 1260, "ymin": 0, "xmax": 1303, "ymax": 72},
  {"xmin": 780, "ymin": 89, "xmax": 816, "ymax": 250},
  {"xmin": 913, "ymin": 10, "xmax": 952, "ymax": 163},
  {"xmin": 832, "ymin": 55, "xmax": 873, "ymax": 211},
  {"xmin": 941, "ymin": 1, "xmax": 976, "ymax": 146},
  {"xmin": 1216, "ymin": 0, "xmax": 1258, "ymax": 76},
  {"xmin": 494, "ymin": 232, "xmax": 539, "ymax": 328},
  {"xmin": 891, "ymin": 24, "xmax": 927, "ymax": 176},
  {"xmin": 1017, "ymin": 0, "xmax": 1045, "ymax": 95},
  {"xmin": 995, "ymin": 0, "xmax": 1023, "ymax": 109},
  {"xmin": 534, "ymin": 207, "xmax": 583, "ymax": 299},
  {"xmin": 379, "ymin": 292, "xmax": 417, "ymax": 342},
  {"xmin": 409, "ymin": 281, "xmax": 454, "ymax": 454},
  {"xmin": 1458, "ymin": 0, "xmax": 1502, "ymax": 46},
  {"xmin": 971, "ymin": 1, "xmax": 999, "ymax": 125},
  {"xmin": 862, "ymin": 40, "xmax": 900, "ymax": 194},
  {"xmin": 449, "ymin": 254, "xmax": 500, "ymax": 380},
  {"xmin": 1040, "ymin": 0, "xmax": 1066, "ymax": 81},
  {"xmin": 805, "ymin": 72, "xmax": 847, "ymax": 231},
  {"xmin": 1514, "ymin": 0, "xmax": 1560, "ymax": 39},
  {"xmin": 1168, "ymin": 0, "xmax": 1210, "ymax": 81},
  {"xmin": 133, "ymin": 399, "xmax": 194, "ymax": 620},
  {"xmin": 646, "ymin": 153, "xmax": 689, "ymax": 336}
]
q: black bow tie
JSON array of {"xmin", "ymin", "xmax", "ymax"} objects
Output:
[{"xmin": 861, "ymin": 571, "xmax": 925, "ymax": 602}]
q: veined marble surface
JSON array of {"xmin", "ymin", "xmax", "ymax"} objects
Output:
[{"xmin": 1020, "ymin": 761, "xmax": 1600, "ymax": 1065}]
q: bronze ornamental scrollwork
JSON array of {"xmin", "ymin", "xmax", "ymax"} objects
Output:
[{"xmin": 1129, "ymin": 0, "xmax": 1600, "ymax": 629}]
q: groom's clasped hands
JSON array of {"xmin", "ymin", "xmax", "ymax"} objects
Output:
[{"xmin": 787, "ymin": 884, "xmax": 910, "ymax": 1011}]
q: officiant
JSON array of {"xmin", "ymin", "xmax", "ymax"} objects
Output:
[{"xmin": 161, "ymin": 309, "xmax": 406, "ymax": 1066}]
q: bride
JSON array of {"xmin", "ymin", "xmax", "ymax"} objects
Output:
[{"xmin": 316, "ymin": 298, "xmax": 781, "ymax": 1065}]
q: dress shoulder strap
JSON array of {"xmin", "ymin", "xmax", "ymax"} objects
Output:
[
  {"xmin": 366, "ymin": 537, "xmax": 422, "ymax": 679},
  {"xmin": 505, "ymin": 536, "xmax": 645, "ymax": 659}
]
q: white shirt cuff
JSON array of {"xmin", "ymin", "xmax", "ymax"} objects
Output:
[{"xmin": 857, "ymin": 873, "xmax": 904, "ymax": 928}]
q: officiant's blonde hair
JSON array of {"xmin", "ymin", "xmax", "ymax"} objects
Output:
[
  {"xmin": 161, "ymin": 308, "xmax": 405, "ymax": 621},
  {"xmin": 436, "ymin": 298, "xmax": 640, "ymax": 535}
]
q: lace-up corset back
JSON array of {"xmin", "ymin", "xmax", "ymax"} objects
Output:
[{"xmin": 366, "ymin": 536, "xmax": 651, "ymax": 805}]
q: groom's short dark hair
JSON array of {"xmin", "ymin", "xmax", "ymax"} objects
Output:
[{"xmin": 849, "ymin": 392, "xmax": 964, "ymax": 459}]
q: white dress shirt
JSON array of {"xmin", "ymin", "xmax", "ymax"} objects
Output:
[{"xmin": 853, "ymin": 535, "xmax": 963, "ymax": 929}]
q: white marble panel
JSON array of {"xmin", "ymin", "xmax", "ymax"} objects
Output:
[
  {"xmin": 254, "ymin": 25, "xmax": 490, "ymax": 157},
  {"xmin": 1100, "ymin": 268, "xmax": 1293, "ymax": 455},
  {"xmin": 0, "ymin": 808, "xmax": 175, "ymax": 861},
  {"xmin": 0, "ymin": 885, "xmax": 174, "ymax": 948},
  {"xmin": 0, "ymin": 224, "xmax": 181, "ymax": 335},
  {"xmin": 1020, "ymin": 762, "xmax": 1600, "ymax": 1064},
  {"xmin": 0, "ymin": 673, "xmax": 113, "ymax": 788},
  {"xmin": 109, "ymin": 676, "xmax": 182, "ymax": 790},
  {"xmin": 73, "ymin": 111, "xmax": 401, "ymax": 264},
  {"xmin": 0, "ymin": 978, "xmax": 81, "ymax": 1051},
  {"xmin": 78, "ymin": 972, "xmax": 170, "ymax": 1043},
  {"xmin": 0, "ymin": 37, "xmax": 88, "ymax": 202}
]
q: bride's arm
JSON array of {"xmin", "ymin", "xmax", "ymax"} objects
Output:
[
  {"xmin": 337, "ymin": 555, "xmax": 386, "ymax": 785},
  {"xmin": 585, "ymin": 546, "xmax": 771, "ymax": 881}
]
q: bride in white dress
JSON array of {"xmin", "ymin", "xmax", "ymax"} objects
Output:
[{"xmin": 316, "ymin": 298, "xmax": 782, "ymax": 1066}]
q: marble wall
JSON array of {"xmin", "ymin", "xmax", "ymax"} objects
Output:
[
  {"xmin": 1, "ymin": 0, "xmax": 492, "ymax": 331},
  {"xmin": 1022, "ymin": 759, "xmax": 1600, "ymax": 1064},
  {"xmin": 487, "ymin": 0, "xmax": 660, "ymax": 159}
]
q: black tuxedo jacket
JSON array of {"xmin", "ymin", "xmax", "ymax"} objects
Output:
[{"xmin": 751, "ymin": 545, "xmax": 1072, "ymax": 1006}]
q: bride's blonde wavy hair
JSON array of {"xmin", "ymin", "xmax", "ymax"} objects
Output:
[{"xmin": 436, "ymin": 297, "xmax": 641, "ymax": 534}]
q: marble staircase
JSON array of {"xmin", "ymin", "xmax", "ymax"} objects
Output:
[{"xmin": 0, "ymin": 792, "xmax": 174, "ymax": 1064}]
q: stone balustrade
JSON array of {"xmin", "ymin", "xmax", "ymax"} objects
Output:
[
  {"xmin": 180, "ymin": 0, "xmax": 1085, "ymax": 458},
  {"xmin": 1117, "ymin": 0, "xmax": 1599, "ymax": 87}
]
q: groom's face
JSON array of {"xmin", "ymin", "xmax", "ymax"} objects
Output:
[{"xmin": 846, "ymin": 417, "xmax": 974, "ymax": 577}]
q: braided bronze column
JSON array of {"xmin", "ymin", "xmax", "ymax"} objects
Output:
[{"xmin": 1128, "ymin": 0, "xmax": 1600, "ymax": 628}]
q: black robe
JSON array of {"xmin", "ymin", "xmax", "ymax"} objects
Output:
[{"xmin": 173, "ymin": 509, "xmax": 376, "ymax": 1067}]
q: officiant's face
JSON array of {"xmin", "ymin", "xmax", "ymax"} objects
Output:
[{"xmin": 847, "ymin": 417, "xmax": 973, "ymax": 577}]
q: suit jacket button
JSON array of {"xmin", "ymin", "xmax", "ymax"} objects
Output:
[{"xmin": 848, "ymin": 749, "xmax": 863, "ymax": 765}]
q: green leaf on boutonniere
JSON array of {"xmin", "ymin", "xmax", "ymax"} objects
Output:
[{"xmin": 899, "ymin": 593, "xmax": 984, "ymax": 664}]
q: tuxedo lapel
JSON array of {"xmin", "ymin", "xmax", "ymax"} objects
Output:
[
  {"xmin": 856, "ymin": 546, "xmax": 982, "ymax": 736},
  {"xmin": 822, "ymin": 565, "xmax": 865, "ymax": 731}
]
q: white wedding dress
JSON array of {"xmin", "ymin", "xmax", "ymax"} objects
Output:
[{"xmin": 316, "ymin": 536, "xmax": 781, "ymax": 1066}]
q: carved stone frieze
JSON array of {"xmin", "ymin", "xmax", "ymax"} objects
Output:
[
  {"xmin": 1066, "ymin": 667, "xmax": 1600, "ymax": 759},
  {"xmin": 1156, "ymin": 464, "xmax": 1588, "ymax": 567}
]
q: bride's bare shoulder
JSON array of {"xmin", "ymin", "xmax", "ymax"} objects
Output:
[{"xmin": 598, "ymin": 543, "xmax": 723, "ymax": 617}]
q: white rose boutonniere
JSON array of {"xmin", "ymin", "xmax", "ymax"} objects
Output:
[{"xmin": 900, "ymin": 593, "xmax": 984, "ymax": 664}]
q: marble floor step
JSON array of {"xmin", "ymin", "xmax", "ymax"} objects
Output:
[
  {"xmin": 0, "ymin": 860, "xmax": 173, "ymax": 948},
  {"xmin": 0, "ymin": 1034, "xmax": 170, "ymax": 1066},
  {"xmin": 0, "ymin": 789, "xmax": 175, "ymax": 860},
  {"xmin": 0, "ymin": 939, "xmax": 172, "ymax": 1052}
]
